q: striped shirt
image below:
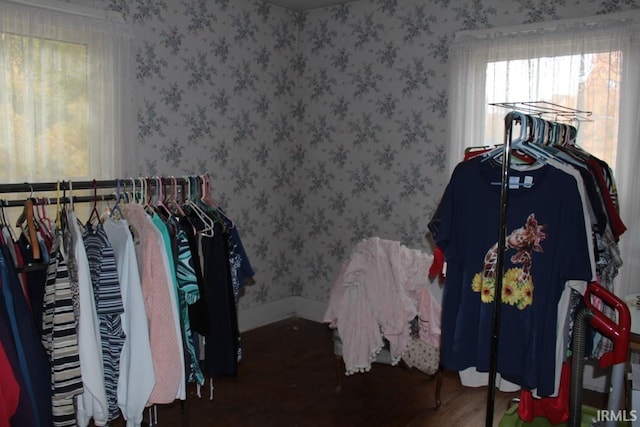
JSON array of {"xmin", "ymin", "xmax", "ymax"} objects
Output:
[
  {"xmin": 83, "ymin": 223, "xmax": 125, "ymax": 422},
  {"xmin": 41, "ymin": 230, "xmax": 83, "ymax": 426}
]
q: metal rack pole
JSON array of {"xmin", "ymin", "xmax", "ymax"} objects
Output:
[
  {"xmin": 0, "ymin": 176, "xmax": 196, "ymax": 195},
  {"xmin": 0, "ymin": 180, "xmax": 118, "ymax": 194},
  {"xmin": 485, "ymin": 111, "xmax": 516, "ymax": 427},
  {"xmin": 0, "ymin": 176, "xmax": 203, "ymax": 209}
]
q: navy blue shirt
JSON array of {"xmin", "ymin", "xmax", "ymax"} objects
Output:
[
  {"xmin": 434, "ymin": 157, "xmax": 593, "ymax": 396},
  {"xmin": 0, "ymin": 245, "xmax": 52, "ymax": 426}
]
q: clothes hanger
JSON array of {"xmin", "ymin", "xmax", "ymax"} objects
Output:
[
  {"xmin": 55, "ymin": 181, "xmax": 63, "ymax": 230},
  {"xmin": 15, "ymin": 184, "xmax": 41, "ymax": 261},
  {"xmin": 87, "ymin": 179, "xmax": 102, "ymax": 225},
  {"xmin": 168, "ymin": 176, "xmax": 186, "ymax": 217},
  {"xmin": 0, "ymin": 200, "xmax": 17, "ymax": 243},
  {"xmin": 110, "ymin": 178, "xmax": 125, "ymax": 220},
  {"xmin": 120, "ymin": 178, "xmax": 141, "ymax": 244},
  {"xmin": 202, "ymin": 174, "xmax": 235, "ymax": 229},
  {"xmin": 200, "ymin": 175, "xmax": 220, "ymax": 209},
  {"xmin": 154, "ymin": 176, "xmax": 171, "ymax": 218},
  {"xmin": 137, "ymin": 177, "xmax": 146, "ymax": 205},
  {"xmin": 137, "ymin": 176, "xmax": 151, "ymax": 214},
  {"xmin": 526, "ymin": 117, "xmax": 585, "ymax": 168},
  {"xmin": 34, "ymin": 197, "xmax": 54, "ymax": 251},
  {"xmin": 69, "ymin": 180, "xmax": 75, "ymax": 213},
  {"xmin": 482, "ymin": 111, "xmax": 537, "ymax": 166},
  {"xmin": 184, "ymin": 175, "xmax": 215, "ymax": 237},
  {"xmin": 147, "ymin": 176, "xmax": 162, "ymax": 216},
  {"xmin": 129, "ymin": 177, "xmax": 137, "ymax": 205},
  {"xmin": 517, "ymin": 116, "xmax": 565, "ymax": 166}
]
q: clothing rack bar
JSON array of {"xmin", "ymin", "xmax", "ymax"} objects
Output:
[
  {"xmin": 0, "ymin": 180, "xmax": 115, "ymax": 194},
  {"xmin": 0, "ymin": 194, "xmax": 117, "ymax": 208},
  {"xmin": 0, "ymin": 176, "xmax": 203, "ymax": 195}
]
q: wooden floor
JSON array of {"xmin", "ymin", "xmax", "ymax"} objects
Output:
[{"xmin": 109, "ymin": 317, "xmax": 608, "ymax": 427}]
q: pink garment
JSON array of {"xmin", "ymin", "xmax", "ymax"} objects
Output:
[
  {"xmin": 124, "ymin": 204, "xmax": 182, "ymax": 405},
  {"xmin": 324, "ymin": 237, "xmax": 439, "ymax": 375},
  {"xmin": 416, "ymin": 287, "xmax": 441, "ymax": 349}
]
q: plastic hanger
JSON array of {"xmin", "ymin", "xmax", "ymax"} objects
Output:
[
  {"xmin": 200, "ymin": 175, "xmax": 220, "ymax": 209},
  {"xmin": 526, "ymin": 117, "xmax": 584, "ymax": 167},
  {"xmin": 120, "ymin": 178, "xmax": 141, "ymax": 245},
  {"xmin": 87, "ymin": 179, "xmax": 102, "ymax": 224},
  {"xmin": 129, "ymin": 178, "xmax": 137, "ymax": 205},
  {"xmin": 68, "ymin": 180, "xmax": 75, "ymax": 213},
  {"xmin": 202, "ymin": 174, "xmax": 235, "ymax": 229},
  {"xmin": 55, "ymin": 181, "xmax": 63, "ymax": 230},
  {"xmin": 184, "ymin": 176, "xmax": 215, "ymax": 237},
  {"xmin": 137, "ymin": 177, "xmax": 146, "ymax": 205},
  {"xmin": 482, "ymin": 111, "xmax": 535, "ymax": 165},
  {"xmin": 168, "ymin": 176, "xmax": 186, "ymax": 217},
  {"xmin": 35, "ymin": 197, "xmax": 54, "ymax": 250},
  {"xmin": 110, "ymin": 178, "xmax": 125, "ymax": 220},
  {"xmin": 15, "ymin": 184, "xmax": 41, "ymax": 261},
  {"xmin": 154, "ymin": 176, "xmax": 171, "ymax": 218},
  {"xmin": 143, "ymin": 177, "xmax": 158, "ymax": 216}
]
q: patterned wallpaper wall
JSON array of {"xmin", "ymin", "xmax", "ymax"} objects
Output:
[{"xmin": 77, "ymin": 0, "xmax": 636, "ymax": 312}]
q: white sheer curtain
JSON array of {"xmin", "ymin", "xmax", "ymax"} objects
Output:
[
  {"xmin": 0, "ymin": 0, "xmax": 134, "ymax": 182},
  {"xmin": 447, "ymin": 10, "xmax": 640, "ymax": 297}
]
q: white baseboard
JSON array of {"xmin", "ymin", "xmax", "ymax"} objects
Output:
[
  {"xmin": 237, "ymin": 296, "xmax": 328, "ymax": 332},
  {"xmin": 294, "ymin": 297, "xmax": 328, "ymax": 323},
  {"xmin": 237, "ymin": 296, "xmax": 297, "ymax": 332}
]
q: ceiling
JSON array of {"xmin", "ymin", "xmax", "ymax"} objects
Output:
[{"xmin": 265, "ymin": 0, "xmax": 353, "ymax": 11}]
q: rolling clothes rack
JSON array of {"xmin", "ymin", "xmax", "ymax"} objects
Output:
[{"xmin": 485, "ymin": 102, "xmax": 592, "ymax": 427}]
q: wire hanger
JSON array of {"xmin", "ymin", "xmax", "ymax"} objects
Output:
[{"xmin": 0, "ymin": 200, "xmax": 17, "ymax": 243}]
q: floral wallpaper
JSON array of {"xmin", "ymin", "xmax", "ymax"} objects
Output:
[{"xmin": 71, "ymin": 0, "xmax": 636, "ymax": 317}]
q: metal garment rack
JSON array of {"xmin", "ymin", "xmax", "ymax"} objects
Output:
[
  {"xmin": 484, "ymin": 102, "xmax": 592, "ymax": 427},
  {"xmin": 489, "ymin": 101, "xmax": 593, "ymax": 122},
  {"xmin": 0, "ymin": 176, "xmax": 200, "ymax": 208}
]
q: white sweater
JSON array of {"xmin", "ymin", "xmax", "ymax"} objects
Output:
[{"xmin": 70, "ymin": 211, "xmax": 108, "ymax": 427}]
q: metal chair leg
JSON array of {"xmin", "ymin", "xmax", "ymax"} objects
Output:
[
  {"xmin": 434, "ymin": 365, "xmax": 444, "ymax": 409},
  {"xmin": 334, "ymin": 355, "xmax": 344, "ymax": 394}
]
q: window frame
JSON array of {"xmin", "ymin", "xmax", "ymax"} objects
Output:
[{"xmin": 0, "ymin": 0, "xmax": 134, "ymax": 183}]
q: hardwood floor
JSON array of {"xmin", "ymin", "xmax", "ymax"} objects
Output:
[{"xmin": 108, "ymin": 317, "xmax": 607, "ymax": 427}]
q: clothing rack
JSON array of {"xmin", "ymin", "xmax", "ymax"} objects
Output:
[
  {"xmin": 0, "ymin": 174, "xmax": 230, "ymax": 426},
  {"xmin": 0, "ymin": 176, "xmax": 206, "ymax": 208},
  {"xmin": 484, "ymin": 103, "xmax": 591, "ymax": 427}
]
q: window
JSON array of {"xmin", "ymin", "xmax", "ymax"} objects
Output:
[
  {"xmin": 447, "ymin": 11, "xmax": 640, "ymax": 298},
  {"xmin": 0, "ymin": 0, "xmax": 133, "ymax": 183},
  {"xmin": 485, "ymin": 52, "xmax": 621, "ymax": 171}
]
